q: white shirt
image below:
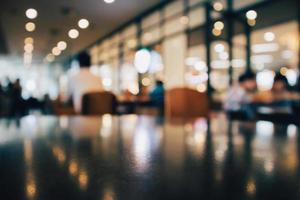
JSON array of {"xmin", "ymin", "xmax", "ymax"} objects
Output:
[
  {"xmin": 68, "ymin": 68, "xmax": 103, "ymax": 113},
  {"xmin": 224, "ymin": 85, "xmax": 251, "ymax": 111}
]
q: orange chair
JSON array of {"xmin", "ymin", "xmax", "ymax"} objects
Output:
[
  {"xmin": 165, "ymin": 87, "xmax": 209, "ymax": 118},
  {"xmin": 81, "ymin": 91, "xmax": 117, "ymax": 115}
]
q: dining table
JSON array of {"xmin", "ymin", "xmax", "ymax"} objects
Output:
[{"xmin": 0, "ymin": 113, "xmax": 300, "ymax": 200}]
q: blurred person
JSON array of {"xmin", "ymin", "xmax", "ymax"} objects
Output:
[
  {"xmin": 269, "ymin": 73, "xmax": 299, "ymax": 108},
  {"xmin": 68, "ymin": 51, "xmax": 103, "ymax": 114},
  {"xmin": 149, "ymin": 80, "xmax": 165, "ymax": 113},
  {"xmin": 224, "ymin": 72, "xmax": 257, "ymax": 119},
  {"xmin": 10, "ymin": 79, "xmax": 26, "ymax": 116}
]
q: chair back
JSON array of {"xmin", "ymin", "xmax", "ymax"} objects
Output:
[
  {"xmin": 82, "ymin": 91, "xmax": 117, "ymax": 115},
  {"xmin": 165, "ymin": 87, "xmax": 209, "ymax": 118}
]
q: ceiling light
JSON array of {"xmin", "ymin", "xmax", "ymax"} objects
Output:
[
  {"xmin": 213, "ymin": 2, "xmax": 223, "ymax": 11},
  {"xmin": 214, "ymin": 21, "xmax": 224, "ymax": 30},
  {"xmin": 68, "ymin": 29, "xmax": 79, "ymax": 39},
  {"xmin": 78, "ymin": 19, "xmax": 89, "ymax": 29},
  {"xmin": 264, "ymin": 32, "xmax": 275, "ymax": 42},
  {"xmin": 52, "ymin": 47, "xmax": 61, "ymax": 56},
  {"xmin": 24, "ymin": 37, "xmax": 34, "ymax": 44},
  {"xmin": 104, "ymin": 0, "xmax": 115, "ymax": 3},
  {"xmin": 212, "ymin": 28, "xmax": 222, "ymax": 36},
  {"xmin": 57, "ymin": 41, "xmax": 67, "ymax": 50},
  {"xmin": 252, "ymin": 43, "xmax": 279, "ymax": 53},
  {"xmin": 24, "ymin": 43, "xmax": 34, "ymax": 53},
  {"xmin": 214, "ymin": 44, "xmax": 225, "ymax": 53},
  {"xmin": 247, "ymin": 19, "xmax": 256, "ymax": 26},
  {"xmin": 26, "ymin": 8, "xmax": 38, "ymax": 19},
  {"xmin": 25, "ymin": 22, "xmax": 36, "ymax": 32},
  {"xmin": 246, "ymin": 10, "xmax": 257, "ymax": 20},
  {"xmin": 46, "ymin": 54, "xmax": 55, "ymax": 62}
]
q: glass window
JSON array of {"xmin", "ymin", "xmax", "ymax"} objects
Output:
[{"xmin": 164, "ymin": 1, "xmax": 184, "ymax": 19}]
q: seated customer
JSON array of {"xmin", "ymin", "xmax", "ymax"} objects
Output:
[
  {"xmin": 269, "ymin": 73, "xmax": 299, "ymax": 108},
  {"xmin": 68, "ymin": 52, "xmax": 103, "ymax": 114},
  {"xmin": 224, "ymin": 72, "xmax": 257, "ymax": 119},
  {"xmin": 149, "ymin": 80, "xmax": 165, "ymax": 109}
]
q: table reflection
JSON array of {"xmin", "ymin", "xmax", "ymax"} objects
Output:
[{"xmin": 0, "ymin": 114, "xmax": 299, "ymax": 200}]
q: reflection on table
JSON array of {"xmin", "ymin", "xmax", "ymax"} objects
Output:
[{"xmin": 0, "ymin": 114, "xmax": 299, "ymax": 200}]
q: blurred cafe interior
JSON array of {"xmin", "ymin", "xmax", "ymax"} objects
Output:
[{"xmin": 1, "ymin": 0, "xmax": 300, "ymax": 199}]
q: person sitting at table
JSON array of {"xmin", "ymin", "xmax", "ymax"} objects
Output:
[
  {"xmin": 269, "ymin": 73, "xmax": 300, "ymax": 108},
  {"xmin": 224, "ymin": 71, "xmax": 257, "ymax": 119},
  {"xmin": 149, "ymin": 80, "xmax": 165, "ymax": 113},
  {"xmin": 68, "ymin": 51, "xmax": 103, "ymax": 114}
]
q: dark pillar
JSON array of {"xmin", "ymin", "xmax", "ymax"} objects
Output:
[
  {"xmin": 245, "ymin": 23, "xmax": 252, "ymax": 73},
  {"xmin": 205, "ymin": 2, "xmax": 212, "ymax": 97},
  {"xmin": 226, "ymin": 0, "xmax": 234, "ymax": 85},
  {"xmin": 136, "ymin": 19, "xmax": 143, "ymax": 95}
]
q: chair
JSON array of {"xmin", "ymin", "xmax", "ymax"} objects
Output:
[
  {"xmin": 81, "ymin": 91, "xmax": 117, "ymax": 115},
  {"xmin": 165, "ymin": 87, "xmax": 209, "ymax": 118}
]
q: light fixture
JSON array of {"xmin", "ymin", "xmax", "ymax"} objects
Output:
[
  {"xmin": 52, "ymin": 47, "xmax": 61, "ymax": 56},
  {"xmin": 26, "ymin": 8, "xmax": 38, "ymax": 19},
  {"xmin": 247, "ymin": 19, "xmax": 256, "ymax": 26},
  {"xmin": 214, "ymin": 21, "xmax": 224, "ymax": 30},
  {"xmin": 104, "ymin": 0, "xmax": 115, "ymax": 3},
  {"xmin": 78, "ymin": 19, "xmax": 89, "ymax": 29},
  {"xmin": 46, "ymin": 54, "xmax": 55, "ymax": 62},
  {"xmin": 24, "ymin": 43, "xmax": 34, "ymax": 53},
  {"xmin": 25, "ymin": 22, "xmax": 36, "ymax": 32},
  {"xmin": 68, "ymin": 29, "xmax": 79, "ymax": 39},
  {"xmin": 213, "ymin": 2, "xmax": 223, "ymax": 11},
  {"xmin": 214, "ymin": 44, "xmax": 225, "ymax": 53},
  {"xmin": 24, "ymin": 37, "xmax": 34, "ymax": 44},
  {"xmin": 57, "ymin": 41, "xmax": 67, "ymax": 50},
  {"xmin": 212, "ymin": 28, "xmax": 222, "ymax": 36},
  {"xmin": 264, "ymin": 32, "xmax": 275, "ymax": 42},
  {"xmin": 246, "ymin": 10, "xmax": 257, "ymax": 20}
]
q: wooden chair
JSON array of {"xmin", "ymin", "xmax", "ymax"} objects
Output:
[
  {"xmin": 81, "ymin": 91, "xmax": 117, "ymax": 115},
  {"xmin": 165, "ymin": 87, "xmax": 209, "ymax": 118}
]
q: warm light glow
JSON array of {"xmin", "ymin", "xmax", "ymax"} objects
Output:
[
  {"xmin": 25, "ymin": 22, "xmax": 36, "ymax": 32},
  {"xmin": 214, "ymin": 21, "xmax": 224, "ymax": 30},
  {"xmin": 212, "ymin": 28, "xmax": 222, "ymax": 36},
  {"xmin": 246, "ymin": 10, "xmax": 257, "ymax": 20},
  {"xmin": 280, "ymin": 67, "xmax": 288, "ymax": 76},
  {"xmin": 213, "ymin": 2, "xmax": 223, "ymax": 11},
  {"xmin": 247, "ymin": 19, "xmax": 256, "ymax": 26},
  {"xmin": 264, "ymin": 32, "xmax": 275, "ymax": 42},
  {"xmin": 24, "ymin": 52, "xmax": 32, "ymax": 65},
  {"xmin": 52, "ymin": 47, "xmax": 61, "ymax": 56},
  {"xmin": 24, "ymin": 37, "xmax": 34, "ymax": 44},
  {"xmin": 57, "ymin": 41, "xmax": 67, "ymax": 50},
  {"xmin": 68, "ymin": 29, "xmax": 79, "ymax": 39},
  {"xmin": 194, "ymin": 61, "xmax": 207, "ymax": 71},
  {"xmin": 26, "ymin": 8, "xmax": 38, "ymax": 19},
  {"xmin": 78, "ymin": 19, "xmax": 89, "ymax": 29},
  {"xmin": 197, "ymin": 84, "xmax": 207, "ymax": 92},
  {"xmin": 214, "ymin": 43, "xmax": 225, "ymax": 53},
  {"xmin": 141, "ymin": 77, "xmax": 151, "ymax": 86},
  {"xmin": 24, "ymin": 43, "xmax": 34, "ymax": 53},
  {"xmin": 256, "ymin": 70, "xmax": 275, "ymax": 91},
  {"xmin": 104, "ymin": 0, "xmax": 115, "ymax": 3}
]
